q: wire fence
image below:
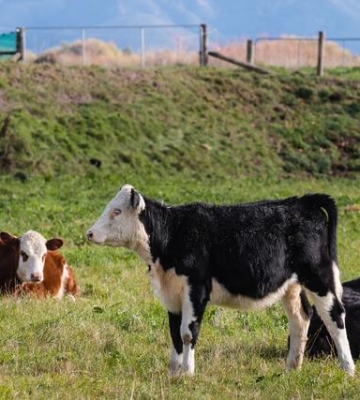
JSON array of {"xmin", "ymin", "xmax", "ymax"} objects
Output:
[
  {"xmin": 2, "ymin": 25, "xmax": 360, "ymax": 71},
  {"xmin": 326, "ymin": 38, "xmax": 360, "ymax": 67},
  {"xmin": 207, "ymin": 33, "xmax": 360, "ymax": 72},
  {"xmin": 22, "ymin": 25, "xmax": 204, "ymax": 67},
  {"xmin": 253, "ymin": 36, "xmax": 360, "ymax": 68}
]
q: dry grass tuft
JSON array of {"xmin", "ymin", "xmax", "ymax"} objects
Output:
[{"xmin": 35, "ymin": 38, "xmax": 140, "ymax": 67}]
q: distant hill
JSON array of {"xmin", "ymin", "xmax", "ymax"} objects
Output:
[{"xmin": 1, "ymin": 62, "xmax": 360, "ymax": 180}]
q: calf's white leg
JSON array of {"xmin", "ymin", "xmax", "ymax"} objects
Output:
[
  {"xmin": 282, "ymin": 284, "xmax": 311, "ymax": 371},
  {"xmin": 180, "ymin": 286, "xmax": 197, "ymax": 376},
  {"xmin": 308, "ymin": 290, "xmax": 355, "ymax": 375},
  {"xmin": 168, "ymin": 312, "xmax": 183, "ymax": 378}
]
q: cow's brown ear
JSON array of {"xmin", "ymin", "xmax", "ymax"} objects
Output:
[
  {"xmin": 0, "ymin": 231, "xmax": 18, "ymax": 245},
  {"xmin": 46, "ymin": 238, "xmax": 63, "ymax": 250}
]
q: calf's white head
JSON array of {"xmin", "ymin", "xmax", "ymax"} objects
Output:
[
  {"xmin": 87, "ymin": 184, "xmax": 148, "ymax": 252},
  {"xmin": 0, "ymin": 230, "xmax": 63, "ymax": 282}
]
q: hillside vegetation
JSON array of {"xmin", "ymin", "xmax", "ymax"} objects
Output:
[{"xmin": 1, "ymin": 63, "xmax": 360, "ymax": 181}]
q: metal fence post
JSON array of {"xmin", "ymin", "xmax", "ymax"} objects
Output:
[
  {"xmin": 317, "ymin": 31, "xmax": 325, "ymax": 76},
  {"xmin": 199, "ymin": 24, "xmax": 208, "ymax": 66},
  {"xmin": 81, "ymin": 28, "xmax": 86, "ymax": 66},
  {"xmin": 140, "ymin": 27, "xmax": 146, "ymax": 67}
]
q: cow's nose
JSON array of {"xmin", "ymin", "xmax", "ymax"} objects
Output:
[
  {"xmin": 87, "ymin": 231, "xmax": 93, "ymax": 240},
  {"xmin": 30, "ymin": 273, "xmax": 41, "ymax": 282}
]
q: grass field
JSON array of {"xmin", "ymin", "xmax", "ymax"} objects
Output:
[
  {"xmin": 1, "ymin": 63, "xmax": 360, "ymax": 398},
  {"xmin": 0, "ymin": 174, "xmax": 360, "ymax": 399}
]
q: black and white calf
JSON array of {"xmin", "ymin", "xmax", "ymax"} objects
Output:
[{"xmin": 87, "ymin": 185, "xmax": 355, "ymax": 377}]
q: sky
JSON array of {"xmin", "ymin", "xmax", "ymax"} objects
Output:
[{"xmin": 1, "ymin": 0, "xmax": 360, "ymax": 52}]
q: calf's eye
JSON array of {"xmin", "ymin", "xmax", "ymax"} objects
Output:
[
  {"xmin": 113, "ymin": 209, "xmax": 122, "ymax": 216},
  {"xmin": 20, "ymin": 251, "xmax": 29, "ymax": 262}
]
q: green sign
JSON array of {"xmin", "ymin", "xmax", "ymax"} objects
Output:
[{"xmin": 0, "ymin": 32, "xmax": 17, "ymax": 52}]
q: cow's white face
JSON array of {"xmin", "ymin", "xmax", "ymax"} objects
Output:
[
  {"xmin": 0, "ymin": 230, "xmax": 64, "ymax": 283},
  {"xmin": 17, "ymin": 231, "xmax": 48, "ymax": 282},
  {"xmin": 87, "ymin": 185, "xmax": 150, "ymax": 256}
]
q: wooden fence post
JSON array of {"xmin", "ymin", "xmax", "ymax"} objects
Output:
[
  {"xmin": 199, "ymin": 24, "xmax": 208, "ymax": 66},
  {"xmin": 246, "ymin": 40, "xmax": 254, "ymax": 64},
  {"xmin": 317, "ymin": 31, "xmax": 325, "ymax": 76}
]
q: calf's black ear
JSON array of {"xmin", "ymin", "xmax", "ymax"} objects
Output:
[
  {"xmin": 130, "ymin": 188, "xmax": 140, "ymax": 209},
  {"xmin": 46, "ymin": 238, "xmax": 64, "ymax": 250}
]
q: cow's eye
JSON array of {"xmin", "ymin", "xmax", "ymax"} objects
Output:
[
  {"xmin": 113, "ymin": 209, "xmax": 122, "ymax": 216},
  {"xmin": 20, "ymin": 251, "xmax": 29, "ymax": 262}
]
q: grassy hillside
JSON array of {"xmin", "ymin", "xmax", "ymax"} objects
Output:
[{"xmin": 1, "ymin": 63, "xmax": 360, "ymax": 181}]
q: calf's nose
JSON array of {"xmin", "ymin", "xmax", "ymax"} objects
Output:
[
  {"xmin": 30, "ymin": 273, "xmax": 41, "ymax": 282},
  {"xmin": 87, "ymin": 231, "xmax": 93, "ymax": 240}
]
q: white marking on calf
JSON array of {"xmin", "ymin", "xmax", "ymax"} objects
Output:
[
  {"xmin": 180, "ymin": 285, "xmax": 196, "ymax": 376},
  {"xmin": 169, "ymin": 347, "xmax": 183, "ymax": 378},
  {"xmin": 302, "ymin": 262, "xmax": 355, "ymax": 375},
  {"xmin": 53, "ymin": 263, "xmax": 70, "ymax": 300},
  {"xmin": 306, "ymin": 289, "xmax": 355, "ymax": 375},
  {"xmin": 134, "ymin": 250, "xmax": 305, "ymax": 377},
  {"xmin": 182, "ymin": 345, "xmax": 195, "ymax": 377},
  {"xmin": 17, "ymin": 231, "xmax": 47, "ymax": 282},
  {"xmin": 281, "ymin": 284, "xmax": 310, "ymax": 370},
  {"xmin": 87, "ymin": 185, "xmax": 149, "ymax": 252},
  {"xmin": 210, "ymin": 275, "xmax": 298, "ymax": 310},
  {"xmin": 148, "ymin": 260, "xmax": 186, "ymax": 313},
  {"xmin": 332, "ymin": 262, "xmax": 343, "ymax": 300},
  {"xmin": 149, "ymin": 260, "xmax": 196, "ymax": 376}
]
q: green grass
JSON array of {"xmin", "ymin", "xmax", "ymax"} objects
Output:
[
  {"xmin": 1, "ymin": 63, "xmax": 360, "ymax": 398},
  {"xmin": 0, "ymin": 175, "xmax": 359, "ymax": 399},
  {"xmin": 2, "ymin": 64, "xmax": 360, "ymax": 181}
]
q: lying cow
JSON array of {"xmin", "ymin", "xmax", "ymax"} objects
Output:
[
  {"xmin": 0, "ymin": 231, "xmax": 79, "ymax": 299},
  {"xmin": 87, "ymin": 185, "xmax": 355, "ymax": 377},
  {"xmin": 306, "ymin": 277, "xmax": 360, "ymax": 359}
]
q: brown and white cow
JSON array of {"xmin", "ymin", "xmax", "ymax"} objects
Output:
[{"xmin": 0, "ymin": 230, "xmax": 79, "ymax": 299}]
